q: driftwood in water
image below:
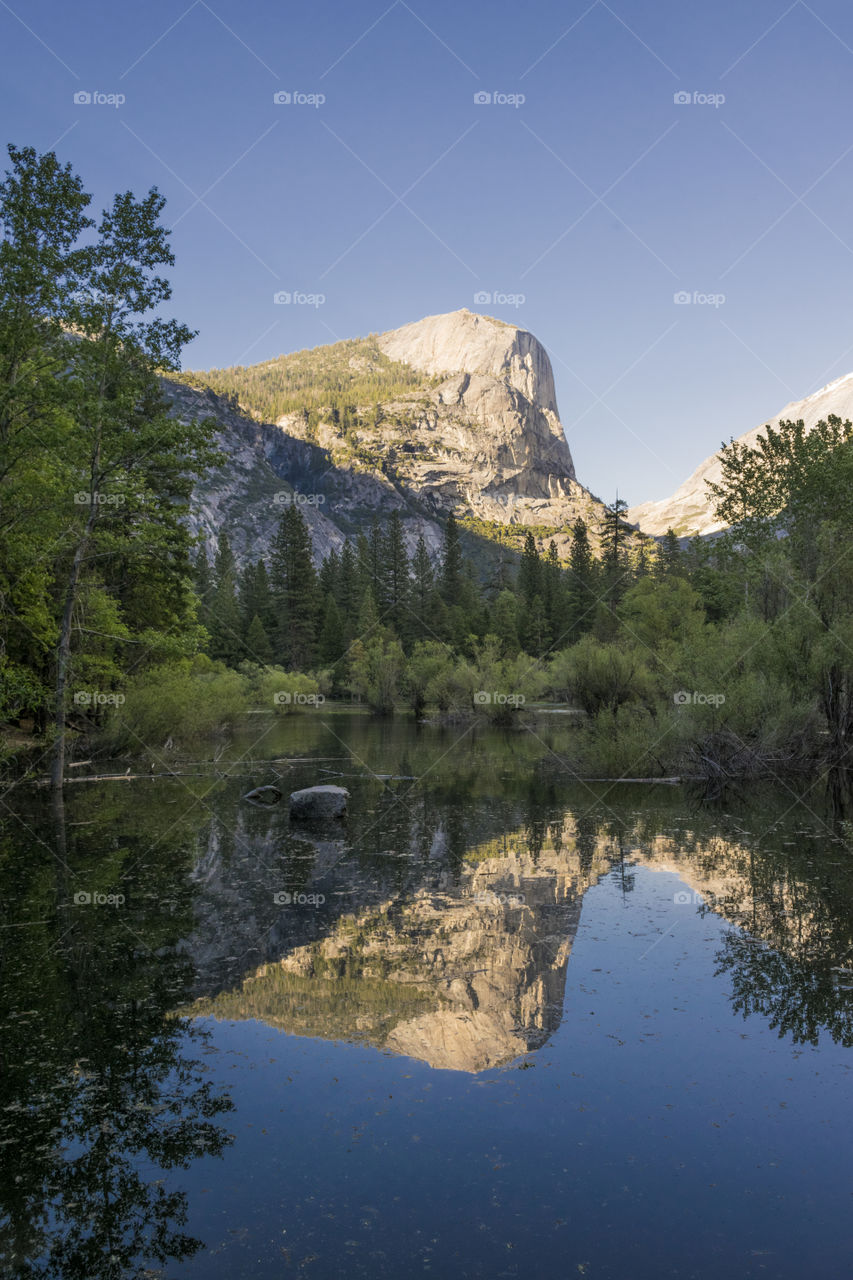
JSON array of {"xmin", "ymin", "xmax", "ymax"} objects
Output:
[{"xmin": 242, "ymin": 784, "xmax": 283, "ymax": 806}]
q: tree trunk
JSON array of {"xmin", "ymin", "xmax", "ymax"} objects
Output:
[{"xmin": 50, "ymin": 503, "xmax": 98, "ymax": 790}]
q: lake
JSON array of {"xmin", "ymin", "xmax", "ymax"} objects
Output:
[{"xmin": 2, "ymin": 711, "xmax": 852, "ymax": 1279}]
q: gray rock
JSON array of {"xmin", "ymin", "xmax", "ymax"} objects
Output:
[{"xmin": 289, "ymin": 784, "xmax": 349, "ymax": 822}]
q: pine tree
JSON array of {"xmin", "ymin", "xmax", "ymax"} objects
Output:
[
  {"xmin": 543, "ymin": 540, "xmax": 568, "ymax": 645},
  {"xmin": 655, "ymin": 528, "xmax": 683, "ymax": 579},
  {"xmin": 600, "ymin": 496, "xmax": 632, "ymax": 606},
  {"xmin": 410, "ymin": 535, "xmax": 435, "ymax": 640},
  {"xmin": 318, "ymin": 594, "xmax": 346, "ymax": 666},
  {"xmin": 245, "ymin": 612, "xmax": 273, "ymax": 664},
  {"xmin": 269, "ymin": 505, "xmax": 319, "ymax": 670},
  {"xmin": 318, "ymin": 548, "xmax": 340, "ymax": 600},
  {"xmin": 524, "ymin": 594, "xmax": 549, "ymax": 657},
  {"xmin": 208, "ymin": 532, "xmax": 244, "ymax": 664},
  {"xmin": 634, "ymin": 533, "xmax": 652, "ymax": 578},
  {"xmin": 368, "ymin": 522, "xmax": 388, "ymax": 612},
  {"xmin": 566, "ymin": 517, "xmax": 596, "ymax": 639},
  {"xmin": 440, "ymin": 511, "xmax": 463, "ymax": 602},
  {"xmin": 337, "ymin": 541, "xmax": 360, "ymax": 637},
  {"xmin": 383, "ymin": 510, "xmax": 411, "ymax": 639},
  {"xmin": 193, "ymin": 547, "xmax": 214, "ymax": 649},
  {"xmin": 355, "ymin": 586, "xmax": 380, "ymax": 640},
  {"xmin": 518, "ymin": 531, "xmax": 542, "ymax": 605}
]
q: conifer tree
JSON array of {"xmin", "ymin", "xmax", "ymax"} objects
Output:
[
  {"xmin": 337, "ymin": 541, "xmax": 360, "ymax": 637},
  {"xmin": 269, "ymin": 504, "xmax": 318, "ymax": 670},
  {"xmin": 440, "ymin": 511, "xmax": 463, "ymax": 602},
  {"xmin": 566, "ymin": 517, "xmax": 596, "ymax": 639},
  {"xmin": 319, "ymin": 594, "xmax": 346, "ymax": 666},
  {"xmin": 410, "ymin": 535, "xmax": 435, "ymax": 640},
  {"xmin": 208, "ymin": 533, "xmax": 243, "ymax": 665},
  {"xmin": 245, "ymin": 612, "xmax": 273, "ymax": 664},
  {"xmin": 384, "ymin": 510, "xmax": 411, "ymax": 638},
  {"xmin": 655, "ymin": 528, "xmax": 683, "ymax": 579},
  {"xmin": 518, "ymin": 531, "xmax": 542, "ymax": 605}
]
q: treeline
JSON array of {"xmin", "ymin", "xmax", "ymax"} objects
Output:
[{"xmin": 192, "ymin": 500, "xmax": 666, "ymax": 676}]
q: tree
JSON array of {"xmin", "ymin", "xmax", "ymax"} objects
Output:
[
  {"xmin": 566, "ymin": 518, "xmax": 596, "ymax": 639},
  {"xmin": 708, "ymin": 415, "xmax": 853, "ymax": 759},
  {"xmin": 48, "ymin": 181, "xmax": 216, "ymax": 786},
  {"xmin": 383, "ymin": 510, "xmax": 411, "ymax": 638},
  {"xmin": 517, "ymin": 531, "xmax": 542, "ymax": 605},
  {"xmin": 543, "ymin": 540, "xmax": 567, "ymax": 644},
  {"xmin": 492, "ymin": 589, "xmax": 520, "ymax": 657},
  {"xmin": 410, "ymin": 535, "xmax": 435, "ymax": 640},
  {"xmin": 318, "ymin": 594, "xmax": 345, "ymax": 666},
  {"xmin": 655, "ymin": 528, "xmax": 683, "ymax": 579},
  {"xmin": 337, "ymin": 541, "xmax": 361, "ymax": 637},
  {"xmin": 599, "ymin": 495, "xmax": 632, "ymax": 597},
  {"xmin": 244, "ymin": 613, "xmax": 273, "ymax": 664},
  {"xmin": 207, "ymin": 533, "xmax": 243, "ymax": 664},
  {"xmin": 269, "ymin": 504, "xmax": 319, "ymax": 670},
  {"xmin": 440, "ymin": 510, "xmax": 463, "ymax": 602}
]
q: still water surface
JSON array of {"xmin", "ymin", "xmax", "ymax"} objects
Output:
[{"xmin": 2, "ymin": 713, "xmax": 852, "ymax": 1278}]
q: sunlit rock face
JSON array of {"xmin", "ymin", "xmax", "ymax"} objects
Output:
[
  {"xmin": 628, "ymin": 372, "xmax": 853, "ymax": 538},
  {"xmin": 189, "ymin": 822, "xmax": 612, "ymax": 1073},
  {"xmin": 173, "ymin": 309, "xmax": 602, "ymax": 568},
  {"xmin": 185, "ymin": 803, "xmax": 853, "ymax": 1069}
]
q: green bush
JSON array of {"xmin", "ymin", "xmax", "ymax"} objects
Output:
[{"xmin": 101, "ymin": 657, "xmax": 251, "ymax": 751}]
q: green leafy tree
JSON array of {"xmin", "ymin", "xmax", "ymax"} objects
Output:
[{"xmin": 48, "ymin": 182, "xmax": 217, "ymax": 785}]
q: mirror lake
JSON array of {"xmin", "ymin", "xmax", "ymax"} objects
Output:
[{"xmin": 2, "ymin": 711, "xmax": 853, "ymax": 1279}]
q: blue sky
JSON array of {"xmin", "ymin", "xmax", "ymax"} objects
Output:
[{"xmin": 4, "ymin": 0, "xmax": 853, "ymax": 503}]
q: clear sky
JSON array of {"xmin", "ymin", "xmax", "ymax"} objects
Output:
[{"xmin": 3, "ymin": 0, "xmax": 853, "ymax": 503}]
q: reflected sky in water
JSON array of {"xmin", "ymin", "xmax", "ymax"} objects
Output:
[{"xmin": 2, "ymin": 713, "xmax": 853, "ymax": 1278}]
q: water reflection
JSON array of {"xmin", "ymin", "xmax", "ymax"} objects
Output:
[
  {"xmin": 2, "ymin": 719, "xmax": 853, "ymax": 1276},
  {"xmin": 0, "ymin": 794, "xmax": 234, "ymax": 1280},
  {"xmin": 184, "ymin": 772, "xmax": 853, "ymax": 1068}
]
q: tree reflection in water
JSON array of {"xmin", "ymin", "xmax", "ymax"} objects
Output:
[{"xmin": 0, "ymin": 794, "xmax": 234, "ymax": 1279}]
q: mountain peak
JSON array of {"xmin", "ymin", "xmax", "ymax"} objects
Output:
[
  {"xmin": 377, "ymin": 308, "xmax": 559, "ymax": 416},
  {"xmin": 629, "ymin": 368, "xmax": 853, "ymax": 538}
]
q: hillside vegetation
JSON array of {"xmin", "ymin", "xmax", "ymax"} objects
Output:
[{"xmin": 180, "ymin": 335, "xmax": 438, "ymax": 430}]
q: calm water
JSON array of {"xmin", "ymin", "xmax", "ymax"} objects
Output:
[{"xmin": 2, "ymin": 712, "xmax": 853, "ymax": 1279}]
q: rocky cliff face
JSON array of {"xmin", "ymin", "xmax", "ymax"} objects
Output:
[
  {"xmin": 628, "ymin": 371, "xmax": 853, "ymax": 538},
  {"xmin": 173, "ymin": 309, "xmax": 601, "ymax": 566}
]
